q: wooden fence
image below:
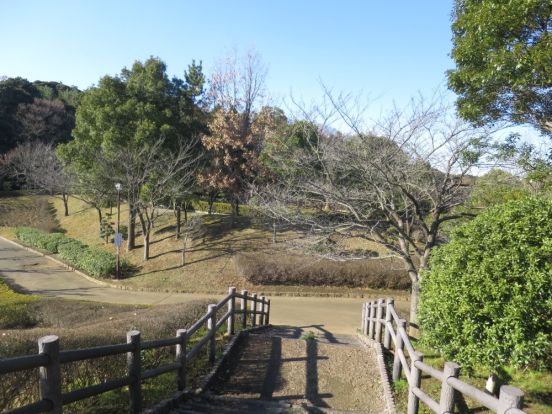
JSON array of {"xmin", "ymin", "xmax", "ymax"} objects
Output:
[
  {"xmin": 0, "ymin": 287, "xmax": 270, "ymax": 414},
  {"xmin": 361, "ymin": 298, "xmax": 526, "ymax": 414}
]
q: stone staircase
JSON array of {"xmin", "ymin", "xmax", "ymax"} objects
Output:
[{"xmin": 167, "ymin": 327, "xmax": 389, "ymax": 414}]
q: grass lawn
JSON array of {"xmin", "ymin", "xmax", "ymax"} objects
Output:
[{"xmin": 44, "ymin": 196, "xmax": 408, "ymax": 296}]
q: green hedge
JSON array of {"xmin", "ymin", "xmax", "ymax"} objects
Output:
[
  {"xmin": 419, "ymin": 197, "xmax": 552, "ymax": 370},
  {"xmin": 15, "ymin": 227, "xmax": 127, "ymax": 279}
]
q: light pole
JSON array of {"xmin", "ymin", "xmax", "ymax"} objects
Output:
[{"xmin": 115, "ymin": 183, "xmax": 122, "ymax": 279}]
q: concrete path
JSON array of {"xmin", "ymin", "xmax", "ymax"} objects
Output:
[{"xmin": 0, "ymin": 238, "xmax": 371, "ymax": 335}]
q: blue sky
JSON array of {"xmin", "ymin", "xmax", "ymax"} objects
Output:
[{"xmin": 1, "ymin": 0, "xmax": 455, "ymax": 117}]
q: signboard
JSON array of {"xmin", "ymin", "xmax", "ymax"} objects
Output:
[{"xmin": 114, "ymin": 232, "xmax": 123, "ymax": 248}]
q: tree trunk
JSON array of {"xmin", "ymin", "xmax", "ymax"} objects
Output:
[
  {"xmin": 230, "ymin": 198, "xmax": 238, "ymax": 227},
  {"xmin": 273, "ymin": 219, "xmax": 277, "ymax": 244},
  {"xmin": 127, "ymin": 202, "xmax": 136, "ymax": 251},
  {"xmin": 143, "ymin": 231, "xmax": 150, "ymax": 261},
  {"xmin": 62, "ymin": 193, "xmax": 69, "ymax": 216},
  {"xmin": 96, "ymin": 208, "xmax": 103, "ymax": 225},
  {"xmin": 183, "ymin": 202, "xmax": 188, "ymax": 222},
  {"xmin": 181, "ymin": 232, "xmax": 188, "ymax": 266},
  {"xmin": 409, "ymin": 278, "xmax": 421, "ymax": 337},
  {"xmin": 176, "ymin": 206, "xmax": 181, "ymax": 240}
]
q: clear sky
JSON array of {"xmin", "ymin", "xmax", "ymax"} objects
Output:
[{"xmin": 1, "ymin": 0, "xmax": 455, "ymax": 116}]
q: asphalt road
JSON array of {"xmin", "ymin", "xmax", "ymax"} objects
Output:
[{"xmin": 0, "ymin": 237, "xmax": 371, "ymax": 335}]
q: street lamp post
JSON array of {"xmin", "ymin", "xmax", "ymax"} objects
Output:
[{"xmin": 115, "ymin": 183, "xmax": 122, "ymax": 279}]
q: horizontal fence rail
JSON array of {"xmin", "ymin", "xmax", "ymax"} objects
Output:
[
  {"xmin": 0, "ymin": 287, "xmax": 270, "ymax": 414},
  {"xmin": 361, "ymin": 299, "xmax": 526, "ymax": 414}
]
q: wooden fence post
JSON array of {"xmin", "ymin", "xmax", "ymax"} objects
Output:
[
  {"xmin": 497, "ymin": 385, "xmax": 524, "ymax": 414},
  {"xmin": 368, "ymin": 301, "xmax": 374, "ymax": 339},
  {"xmin": 439, "ymin": 362, "xmax": 460, "ymax": 413},
  {"xmin": 392, "ymin": 319, "xmax": 407, "ymax": 381},
  {"xmin": 407, "ymin": 351, "xmax": 423, "ymax": 414},
  {"xmin": 228, "ymin": 287, "xmax": 236, "ymax": 335},
  {"xmin": 251, "ymin": 293, "xmax": 258, "ymax": 327},
  {"xmin": 259, "ymin": 296, "xmax": 266, "ymax": 325},
  {"xmin": 207, "ymin": 304, "xmax": 217, "ymax": 363},
  {"xmin": 241, "ymin": 289, "xmax": 248, "ymax": 329},
  {"xmin": 127, "ymin": 330, "xmax": 141, "ymax": 414},
  {"xmin": 266, "ymin": 299, "xmax": 271, "ymax": 325},
  {"xmin": 383, "ymin": 298, "xmax": 394, "ymax": 349},
  {"xmin": 38, "ymin": 335, "xmax": 62, "ymax": 414},
  {"xmin": 375, "ymin": 298, "xmax": 384, "ymax": 343},
  {"xmin": 176, "ymin": 329, "xmax": 188, "ymax": 391}
]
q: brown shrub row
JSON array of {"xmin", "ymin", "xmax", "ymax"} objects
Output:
[{"xmin": 234, "ymin": 252, "xmax": 410, "ymax": 289}]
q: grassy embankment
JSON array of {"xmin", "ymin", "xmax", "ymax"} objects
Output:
[
  {"xmin": 26, "ymin": 195, "xmax": 409, "ymax": 296},
  {"xmin": 0, "ymin": 275, "xmax": 230, "ymax": 413}
]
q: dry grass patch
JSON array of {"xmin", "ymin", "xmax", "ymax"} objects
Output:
[
  {"xmin": 0, "ymin": 295, "xmax": 216, "ymax": 413},
  {"xmin": 0, "ymin": 194, "xmax": 60, "ymax": 232},
  {"xmin": 235, "ymin": 252, "xmax": 410, "ymax": 289}
]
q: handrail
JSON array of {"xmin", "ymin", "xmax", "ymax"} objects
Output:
[
  {"xmin": 0, "ymin": 287, "xmax": 271, "ymax": 414},
  {"xmin": 360, "ymin": 298, "xmax": 527, "ymax": 414}
]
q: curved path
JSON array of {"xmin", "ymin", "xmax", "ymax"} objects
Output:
[{"xmin": 0, "ymin": 238, "xmax": 388, "ymax": 335}]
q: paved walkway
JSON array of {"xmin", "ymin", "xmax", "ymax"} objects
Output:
[{"xmin": 0, "ymin": 238, "xmax": 373, "ymax": 335}]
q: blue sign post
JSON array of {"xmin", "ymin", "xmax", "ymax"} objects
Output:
[{"xmin": 114, "ymin": 232, "xmax": 123, "ymax": 248}]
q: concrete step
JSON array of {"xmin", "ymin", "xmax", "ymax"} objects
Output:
[{"xmin": 170, "ymin": 394, "xmax": 295, "ymax": 413}]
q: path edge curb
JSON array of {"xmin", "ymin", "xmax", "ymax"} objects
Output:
[{"xmin": 357, "ymin": 333, "xmax": 398, "ymax": 414}]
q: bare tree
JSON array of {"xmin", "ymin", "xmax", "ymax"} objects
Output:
[
  {"xmin": 8, "ymin": 141, "xmax": 72, "ymax": 215},
  {"xmin": 110, "ymin": 138, "xmax": 200, "ymax": 261},
  {"xmin": 201, "ymin": 49, "xmax": 269, "ymax": 226},
  {"xmin": 180, "ymin": 216, "xmax": 204, "ymax": 266},
  {"xmin": 253, "ymin": 93, "xmax": 497, "ymax": 332},
  {"xmin": 15, "ymin": 98, "xmax": 74, "ymax": 146}
]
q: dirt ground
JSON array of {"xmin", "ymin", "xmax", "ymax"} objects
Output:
[{"xmin": 212, "ymin": 329, "xmax": 386, "ymax": 413}]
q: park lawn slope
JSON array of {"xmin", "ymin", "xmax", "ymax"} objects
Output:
[
  {"xmin": 0, "ymin": 286, "xmax": 218, "ymax": 413},
  {"xmin": 48, "ymin": 196, "xmax": 409, "ymax": 295}
]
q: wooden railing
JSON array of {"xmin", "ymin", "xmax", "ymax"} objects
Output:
[
  {"xmin": 361, "ymin": 299, "xmax": 526, "ymax": 414},
  {"xmin": 0, "ymin": 287, "xmax": 270, "ymax": 414}
]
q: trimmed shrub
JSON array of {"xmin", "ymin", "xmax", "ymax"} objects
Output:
[
  {"xmin": 15, "ymin": 228, "xmax": 67, "ymax": 254},
  {"xmin": 57, "ymin": 238, "xmax": 87, "ymax": 264},
  {"xmin": 419, "ymin": 197, "xmax": 552, "ymax": 370},
  {"xmin": 78, "ymin": 246, "xmax": 118, "ymax": 278},
  {"xmin": 15, "ymin": 227, "xmax": 125, "ymax": 279},
  {"xmin": 234, "ymin": 252, "xmax": 410, "ymax": 289}
]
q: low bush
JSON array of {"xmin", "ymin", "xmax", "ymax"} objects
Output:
[
  {"xmin": 78, "ymin": 246, "xmax": 120, "ymax": 278},
  {"xmin": 234, "ymin": 252, "xmax": 410, "ymax": 289},
  {"xmin": 15, "ymin": 227, "xmax": 127, "ymax": 278},
  {"xmin": 15, "ymin": 228, "xmax": 68, "ymax": 254},
  {"xmin": 419, "ymin": 197, "xmax": 552, "ymax": 370},
  {"xmin": 57, "ymin": 238, "xmax": 86, "ymax": 263}
]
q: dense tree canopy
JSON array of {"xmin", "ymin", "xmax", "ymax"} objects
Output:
[
  {"xmin": 59, "ymin": 57, "xmax": 206, "ymax": 254},
  {"xmin": 0, "ymin": 78, "xmax": 80, "ymax": 153},
  {"xmin": 448, "ymin": 0, "xmax": 552, "ymax": 134}
]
